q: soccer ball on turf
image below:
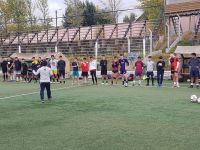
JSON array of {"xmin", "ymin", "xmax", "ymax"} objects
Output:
[
  {"xmin": 191, "ymin": 95, "xmax": 198, "ymax": 103},
  {"xmin": 197, "ymin": 97, "xmax": 200, "ymax": 104}
]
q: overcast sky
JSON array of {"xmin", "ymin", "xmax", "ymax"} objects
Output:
[{"xmin": 48, "ymin": 0, "xmax": 142, "ymax": 25}]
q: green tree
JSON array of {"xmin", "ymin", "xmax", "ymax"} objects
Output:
[
  {"xmin": 63, "ymin": 0, "xmax": 114, "ymax": 27},
  {"xmin": 123, "ymin": 13, "xmax": 136, "ymax": 23},
  {"xmin": 95, "ymin": 8, "xmax": 114, "ymax": 25},
  {"xmin": 82, "ymin": 1, "xmax": 96, "ymax": 26},
  {"xmin": 138, "ymin": 0, "xmax": 164, "ymax": 21},
  {"xmin": 1, "ymin": 0, "xmax": 28, "ymax": 33},
  {"xmin": 63, "ymin": 0, "xmax": 85, "ymax": 27}
]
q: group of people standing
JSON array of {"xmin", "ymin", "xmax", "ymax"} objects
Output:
[
  {"xmin": 1, "ymin": 57, "xmax": 28, "ymax": 82},
  {"xmin": 70, "ymin": 53, "xmax": 199, "ymax": 88},
  {"xmin": 1, "ymin": 53, "xmax": 200, "ymax": 88},
  {"xmin": 70, "ymin": 54, "xmax": 130, "ymax": 86},
  {"xmin": 144, "ymin": 52, "xmax": 200, "ymax": 88},
  {"xmin": 0, "ymin": 55, "xmax": 66, "ymax": 84},
  {"xmin": 1, "ymin": 53, "xmax": 199, "ymax": 103}
]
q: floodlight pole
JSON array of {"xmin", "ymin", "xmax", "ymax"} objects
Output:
[
  {"xmin": 95, "ymin": 40, "xmax": 98, "ymax": 59},
  {"xmin": 149, "ymin": 29, "xmax": 153, "ymax": 55},
  {"xmin": 127, "ymin": 37, "xmax": 130, "ymax": 53},
  {"xmin": 143, "ymin": 37, "xmax": 146, "ymax": 58},
  {"xmin": 18, "ymin": 45, "xmax": 21, "ymax": 54},
  {"xmin": 56, "ymin": 10, "xmax": 58, "ymax": 29},
  {"xmin": 55, "ymin": 45, "xmax": 58, "ymax": 53},
  {"xmin": 55, "ymin": 9, "xmax": 62, "ymax": 42},
  {"xmin": 177, "ymin": 14, "xmax": 181, "ymax": 38},
  {"xmin": 166, "ymin": 22, "xmax": 170, "ymax": 53}
]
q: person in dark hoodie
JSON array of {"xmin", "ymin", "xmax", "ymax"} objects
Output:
[
  {"xmin": 14, "ymin": 57, "xmax": 22, "ymax": 82},
  {"xmin": 7, "ymin": 57, "xmax": 14, "ymax": 81},
  {"xmin": 1, "ymin": 58, "xmax": 8, "ymax": 81},
  {"xmin": 156, "ymin": 56, "xmax": 165, "ymax": 87},
  {"xmin": 21, "ymin": 58, "xmax": 28, "ymax": 82}
]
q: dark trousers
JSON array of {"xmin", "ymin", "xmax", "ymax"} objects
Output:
[
  {"xmin": 90, "ymin": 70, "xmax": 97, "ymax": 84},
  {"xmin": 157, "ymin": 70, "xmax": 164, "ymax": 86},
  {"xmin": 40, "ymin": 82, "xmax": 51, "ymax": 100},
  {"xmin": 2, "ymin": 70, "xmax": 8, "ymax": 81},
  {"xmin": 147, "ymin": 71, "xmax": 154, "ymax": 85}
]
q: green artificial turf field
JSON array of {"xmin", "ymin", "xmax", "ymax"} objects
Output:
[{"xmin": 0, "ymin": 81, "xmax": 200, "ymax": 150}]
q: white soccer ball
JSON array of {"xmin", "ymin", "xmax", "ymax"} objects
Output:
[
  {"xmin": 191, "ymin": 95, "xmax": 198, "ymax": 103},
  {"xmin": 197, "ymin": 97, "xmax": 200, "ymax": 104}
]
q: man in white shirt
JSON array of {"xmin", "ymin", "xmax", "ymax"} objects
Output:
[
  {"xmin": 146, "ymin": 56, "xmax": 154, "ymax": 86},
  {"xmin": 33, "ymin": 60, "xmax": 52, "ymax": 103},
  {"xmin": 89, "ymin": 56, "xmax": 97, "ymax": 85}
]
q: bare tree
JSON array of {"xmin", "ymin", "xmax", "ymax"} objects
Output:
[
  {"xmin": 37, "ymin": 0, "xmax": 49, "ymax": 28},
  {"xmin": 98, "ymin": 0, "xmax": 123, "ymax": 23},
  {"xmin": 26, "ymin": 0, "xmax": 36, "ymax": 26}
]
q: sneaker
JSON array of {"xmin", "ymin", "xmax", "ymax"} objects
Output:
[
  {"xmin": 48, "ymin": 97, "xmax": 52, "ymax": 102},
  {"xmin": 157, "ymin": 84, "xmax": 161, "ymax": 88},
  {"xmin": 172, "ymin": 85, "xmax": 177, "ymax": 88},
  {"xmin": 41, "ymin": 100, "xmax": 45, "ymax": 103},
  {"xmin": 197, "ymin": 85, "xmax": 199, "ymax": 89},
  {"xmin": 124, "ymin": 83, "xmax": 128, "ymax": 87},
  {"xmin": 189, "ymin": 85, "xmax": 194, "ymax": 88},
  {"xmin": 101, "ymin": 82, "xmax": 104, "ymax": 85}
]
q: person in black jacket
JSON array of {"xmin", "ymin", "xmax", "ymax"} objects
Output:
[
  {"xmin": 7, "ymin": 57, "xmax": 14, "ymax": 81},
  {"xmin": 21, "ymin": 58, "xmax": 28, "ymax": 82},
  {"xmin": 100, "ymin": 55, "xmax": 108, "ymax": 84},
  {"xmin": 156, "ymin": 56, "xmax": 165, "ymax": 87},
  {"xmin": 1, "ymin": 58, "xmax": 8, "ymax": 81},
  {"xmin": 14, "ymin": 57, "xmax": 22, "ymax": 82},
  {"xmin": 57, "ymin": 56, "xmax": 66, "ymax": 84}
]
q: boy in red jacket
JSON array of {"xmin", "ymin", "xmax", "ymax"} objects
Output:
[{"xmin": 80, "ymin": 57, "xmax": 89, "ymax": 83}]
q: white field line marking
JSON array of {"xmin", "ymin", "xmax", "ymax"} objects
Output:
[
  {"xmin": 100, "ymin": 82, "xmax": 192, "ymax": 89},
  {"xmin": 0, "ymin": 84, "xmax": 84, "ymax": 100},
  {"xmin": 0, "ymin": 82, "xmax": 194, "ymax": 100}
]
